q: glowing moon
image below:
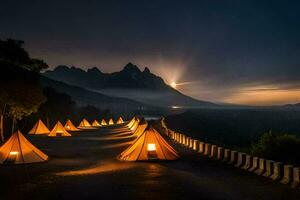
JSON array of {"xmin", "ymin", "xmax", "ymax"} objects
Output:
[{"xmin": 171, "ymin": 82, "xmax": 177, "ymax": 88}]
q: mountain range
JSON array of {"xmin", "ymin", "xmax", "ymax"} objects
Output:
[
  {"xmin": 0, "ymin": 60, "xmax": 155, "ymax": 115},
  {"xmin": 44, "ymin": 63, "xmax": 215, "ymax": 107}
]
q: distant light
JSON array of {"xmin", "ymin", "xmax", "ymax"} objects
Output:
[
  {"xmin": 171, "ymin": 82, "xmax": 177, "ymax": 88},
  {"xmin": 10, "ymin": 151, "xmax": 18, "ymax": 155},
  {"xmin": 147, "ymin": 143, "xmax": 156, "ymax": 151},
  {"xmin": 171, "ymin": 106, "xmax": 181, "ymax": 109},
  {"xmin": 66, "ymin": 125, "xmax": 70, "ymax": 129}
]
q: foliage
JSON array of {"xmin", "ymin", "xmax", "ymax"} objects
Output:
[
  {"xmin": 0, "ymin": 38, "xmax": 48, "ymax": 72},
  {"xmin": 6, "ymin": 81, "xmax": 46, "ymax": 120},
  {"xmin": 37, "ymin": 87, "xmax": 76, "ymax": 124},
  {"xmin": 26, "ymin": 58, "xmax": 49, "ymax": 72},
  {"xmin": 250, "ymin": 131, "xmax": 300, "ymax": 165}
]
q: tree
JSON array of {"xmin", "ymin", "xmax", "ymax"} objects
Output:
[
  {"xmin": 0, "ymin": 38, "xmax": 48, "ymax": 72},
  {"xmin": 0, "ymin": 38, "xmax": 49, "ymax": 140},
  {"xmin": 0, "ymin": 59, "xmax": 46, "ymax": 141},
  {"xmin": 0, "ymin": 89, "xmax": 9, "ymax": 142},
  {"xmin": 0, "ymin": 39, "xmax": 30, "ymax": 65},
  {"xmin": 251, "ymin": 131, "xmax": 300, "ymax": 165},
  {"xmin": 6, "ymin": 81, "xmax": 46, "ymax": 133},
  {"xmin": 26, "ymin": 58, "xmax": 49, "ymax": 72}
]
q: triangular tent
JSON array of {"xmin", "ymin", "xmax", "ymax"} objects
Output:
[
  {"xmin": 119, "ymin": 127, "xmax": 179, "ymax": 161},
  {"xmin": 65, "ymin": 120, "xmax": 79, "ymax": 131},
  {"xmin": 101, "ymin": 119, "xmax": 107, "ymax": 126},
  {"xmin": 28, "ymin": 119, "xmax": 50, "ymax": 135},
  {"xmin": 92, "ymin": 120, "xmax": 101, "ymax": 127},
  {"xmin": 130, "ymin": 118, "xmax": 140, "ymax": 133},
  {"xmin": 48, "ymin": 121, "xmax": 71, "ymax": 137},
  {"xmin": 0, "ymin": 130, "xmax": 48, "ymax": 164},
  {"xmin": 127, "ymin": 117, "xmax": 135, "ymax": 128},
  {"xmin": 78, "ymin": 118, "xmax": 92, "ymax": 128},
  {"xmin": 108, "ymin": 118, "xmax": 114, "ymax": 125},
  {"xmin": 116, "ymin": 117, "xmax": 124, "ymax": 124},
  {"xmin": 133, "ymin": 119, "xmax": 148, "ymax": 138}
]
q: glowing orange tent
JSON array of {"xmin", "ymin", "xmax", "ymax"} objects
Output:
[
  {"xmin": 133, "ymin": 119, "xmax": 148, "ymax": 138},
  {"xmin": 108, "ymin": 118, "xmax": 114, "ymax": 125},
  {"xmin": 101, "ymin": 119, "xmax": 107, "ymax": 126},
  {"xmin": 48, "ymin": 121, "xmax": 71, "ymax": 137},
  {"xmin": 118, "ymin": 127, "xmax": 179, "ymax": 161},
  {"xmin": 130, "ymin": 118, "xmax": 140, "ymax": 133},
  {"xmin": 28, "ymin": 119, "xmax": 50, "ymax": 135},
  {"xmin": 78, "ymin": 118, "xmax": 92, "ymax": 128},
  {"xmin": 0, "ymin": 130, "xmax": 48, "ymax": 164},
  {"xmin": 92, "ymin": 120, "xmax": 101, "ymax": 127},
  {"xmin": 126, "ymin": 117, "xmax": 136, "ymax": 128},
  {"xmin": 64, "ymin": 120, "xmax": 79, "ymax": 131},
  {"xmin": 116, "ymin": 117, "xmax": 124, "ymax": 124}
]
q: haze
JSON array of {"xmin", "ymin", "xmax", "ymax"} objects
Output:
[{"xmin": 1, "ymin": 0, "xmax": 300, "ymax": 105}]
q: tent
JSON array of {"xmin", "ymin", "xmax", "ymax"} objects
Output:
[
  {"xmin": 48, "ymin": 121, "xmax": 71, "ymax": 137},
  {"xmin": 78, "ymin": 118, "xmax": 92, "ymax": 128},
  {"xmin": 132, "ymin": 119, "xmax": 148, "ymax": 138},
  {"xmin": 118, "ymin": 127, "xmax": 179, "ymax": 161},
  {"xmin": 64, "ymin": 120, "xmax": 79, "ymax": 131},
  {"xmin": 0, "ymin": 130, "xmax": 48, "ymax": 164},
  {"xmin": 101, "ymin": 119, "xmax": 107, "ymax": 126},
  {"xmin": 92, "ymin": 120, "xmax": 101, "ymax": 127},
  {"xmin": 108, "ymin": 118, "xmax": 114, "ymax": 125},
  {"xmin": 28, "ymin": 119, "xmax": 50, "ymax": 135},
  {"xmin": 116, "ymin": 117, "xmax": 124, "ymax": 124},
  {"xmin": 130, "ymin": 118, "xmax": 140, "ymax": 133},
  {"xmin": 126, "ymin": 117, "xmax": 136, "ymax": 128}
]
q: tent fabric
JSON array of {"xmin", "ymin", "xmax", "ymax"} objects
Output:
[
  {"xmin": 64, "ymin": 120, "xmax": 79, "ymax": 131},
  {"xmin": 108, "ymin": 118, "xmax": 114, "ymax": 125},
  {"xmin": 28, "ymin": 119, "xmax": 50, "ymax": 135},
  {"xmin": 78, "ymin": 118, "xmax": 92, "ymax": 128},
  {"xmin": 126, "ymin": 117, "xmax": 136, "ymax": 128},
  {"xmin": 119, "ymin": 127, "xmax": 179, "ymax": 161},
  {"xmin": 0, "ymin": 130, "xmax": 48, "ymax": 164},
  {"xmin": 101, "ymin": 119, "xmax": 107, "ymax": 126},
  {"xmin": 48, "ymin": 121, "xmax": 71, "ymax": 137},
  {"xmin": 130, "ymin": 118, "xmax": 140, "ymax": 133},
  {"xmin": 92, "ymin": 120, "xmax": 101, "ymax": 127},
  {"xmin": 116, "ymin": 117, "xmax": 124, "ymax": 124},
  {"xmin": 132, "ymin": 120, "xmax": 148, "ymax": 138}
]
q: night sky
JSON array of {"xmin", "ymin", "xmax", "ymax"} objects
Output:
[{"xmin": 1, "ymin": 0, "xmax": 300, "ymax": 105}]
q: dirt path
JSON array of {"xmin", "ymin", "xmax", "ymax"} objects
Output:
[{"xmin": 0, "ymin": 124, "xmax": 299, "ymax": 200}]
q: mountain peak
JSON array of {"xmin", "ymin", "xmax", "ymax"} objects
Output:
[
  {"xmin": 122, "ymin": 62, "xmax": 141, "ymax": 73},
  {"xmin": 43, "ymin": 62, "xmax": 215, "ymax": 107},
  {"xmin": 55, "ymin": 65, "xmax": 69, "ymax": 71},
  {"xmin": 143, "ymin": 67, "xmax": 151, "ymax": 74},
  {"xmin": 87, "ymin": 67, "xmax": 102, "ymax": 74}
]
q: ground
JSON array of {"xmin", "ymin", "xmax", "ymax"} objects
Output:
[{"xmin": 0, "ymin": 123, "xmax": 300, "ymax": 200}]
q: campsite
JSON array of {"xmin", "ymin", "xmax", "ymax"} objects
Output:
[
  {"xmin": 1, "ymin": 119, "xmax": 300, "ymax": 200},
  {"xmin": 1, "ymin": 1, "xmax": 300, "ymax": 199}
]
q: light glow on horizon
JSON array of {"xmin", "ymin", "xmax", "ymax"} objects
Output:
[
  {"xmin": 171, "ymin": 82, "xmax": 177, "ymax": 88},
  {"xmin": 222, "ymin": 85, "xmax": 300, "ymax": 106}
]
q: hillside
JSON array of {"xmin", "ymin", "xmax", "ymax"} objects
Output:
[
  {"xmin": 0, "ymin": 61, "xmax": 157, "ymax": 114},
  {"xmin": 44, "ymin": 63, "xmax": 215, "ymax": 107},
  {"xmin": 165, "ymin": 108, "xmax": 300, "ymax": 149},
  {"xmin": 40, "ymin": 76, "xmax": 154, "ymax": 113}
]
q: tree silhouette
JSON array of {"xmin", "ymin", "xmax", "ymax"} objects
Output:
[{"xmin": 0, "ymin": 38, "xmax": 48, "ymax": 72}]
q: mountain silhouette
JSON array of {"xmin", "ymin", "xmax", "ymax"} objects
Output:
[
  {"xmin": 44, "ymin": 63, "xmax": 215, "ymax": 107},
  {"xmin": 0, "ymin": 61, "xmax": 155, "ymax": 114}
]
